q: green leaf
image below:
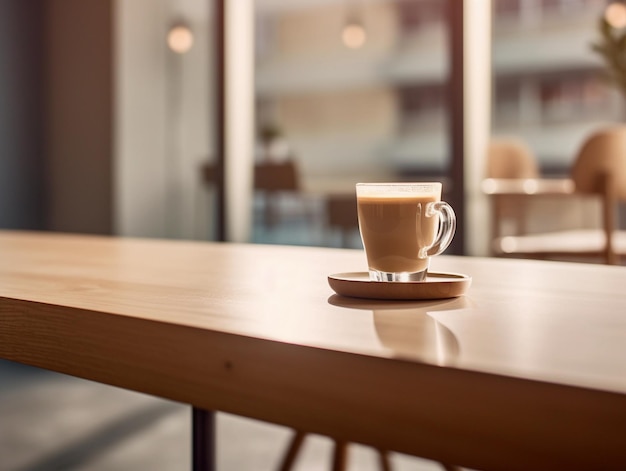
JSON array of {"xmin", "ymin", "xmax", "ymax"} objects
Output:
[{"xmin": 591, "ymin": 13, "xmax": 626, "ymax": 98}]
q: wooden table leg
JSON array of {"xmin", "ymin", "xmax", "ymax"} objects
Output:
[{"xmin": 192, "ymin": 407, "xmax": 216, "ymax": 471}]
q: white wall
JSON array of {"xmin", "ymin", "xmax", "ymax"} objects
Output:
[{"xmin": 114, "ymin": 0, "xmax": 213, "ymax": 240}]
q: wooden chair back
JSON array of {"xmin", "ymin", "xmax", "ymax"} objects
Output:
[
  {"xmin": 570, "ymin": 125, "xmax": 626, "ymax": 201},
  {"xmin": 486, "ymin": 138, "xmax": 539, "ymax": 179},
  {"xmin": 569, "ymin": 126, "xmax": 626, "ymax": 264},
  {"xmin": 325, "ymin": 194, "xmax": 359, "ymax": 248},
  {"xmin": 254, "ymin": 160, "xmax": 300, "ymax": 193}
]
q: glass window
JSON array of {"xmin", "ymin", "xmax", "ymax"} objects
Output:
[
  {"xmin": 253, "ymin": 0, "xmax": 452, "ymax": 248},
  {"xmin": 494, "ymin": 0, "xmax": 522, "ymax": 18},
  {"xmin": 491, "ymin": 0, "xmax": 617, "ymax": 173},
  {"xmin": 494, "ymin": 77, "xmax": 522, "ymax": 126},
  {"xmin": 396, "ymin": 0, "xmax": 443, "ymax": 34}
]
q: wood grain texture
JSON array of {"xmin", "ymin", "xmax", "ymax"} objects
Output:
[{"xmin": 2, "ymin": 230, "xmax": 626, "ymax": 470}]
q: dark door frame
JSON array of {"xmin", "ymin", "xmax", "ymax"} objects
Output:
[{"xmin": 446, "ymin": 0, "xmax": 466, "ymax": 255}]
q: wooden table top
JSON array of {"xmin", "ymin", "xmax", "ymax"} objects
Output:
[{"xmin": 1, "ymin": 230, "xmax": 625, "ymax": 470}]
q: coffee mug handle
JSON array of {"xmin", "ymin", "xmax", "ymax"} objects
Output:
[{"xmin": 425, "ymin": 201, "xmax": 456, "ymax": 257}]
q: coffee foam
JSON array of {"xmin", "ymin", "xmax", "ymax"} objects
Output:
[
  {"xmin": 357, "ymin": 192, "xmax": 439, "ymax": 200},
  {"xmin": 356, "ymin": 183, "xmax": 442, "ymax": 200}
]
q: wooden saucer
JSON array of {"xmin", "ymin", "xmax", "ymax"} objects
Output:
[{"xmin": 328, "ymin": 272, "xmax": 471, "ymax": 300}]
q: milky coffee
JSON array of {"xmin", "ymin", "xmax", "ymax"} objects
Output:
[{"xmin": 357, "ymin": 193, "xmax": 439, "ymax": 275}]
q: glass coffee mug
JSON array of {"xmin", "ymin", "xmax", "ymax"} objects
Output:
[{"xmin": 356, "ymin": 182, "xmax": 456, "ymax": 282}]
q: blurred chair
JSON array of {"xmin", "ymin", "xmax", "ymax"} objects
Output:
[
  {"xmin": 483, "ymin": 137, "xmax": 542, "ymax": 246},
  {"xmin": 486, "ymin": 137, "xmax": 539, "ymax": 180},
  {"xmin": 278, "ymin": 432, "xmax": 391, "ymax": 471},
  {"xmin": 254, "ymin": 160, "xmax": 301, "ymax": 228},
  {"xmin": 202, "ymin": 159, "xmax": 304, "ymax": 228},
  {"xmin": 325, "ymin": 193, "xmax": 359, "ymax": 248},
  {"xmin": 486, "ymin": 127, "xmax": 626, "ymax": 265},
  {"xmin": 277, "ymin": 430, "xmax": 460, "ymax": 471}
]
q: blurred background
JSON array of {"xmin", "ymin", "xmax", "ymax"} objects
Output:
[
  {"xmin": 1, "ymin": 0, "xmax": 624, "ymax": 469},
  {"xmin": 1, "ymin": 0, "xmax": 620, "ymax": 252}
]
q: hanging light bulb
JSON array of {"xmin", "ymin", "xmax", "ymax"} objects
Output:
[
  {"xmin": 342, "ymin": 7, "xmax": 367, "ymax": 49},
  {"xmin": 342, "ymin": 21, "xmax": 367, "ymax": 49},
  {"xmin": 167, "ymin": 24, "xmax": 194, "ymax": 54},
  {"xmin": 605, "ymin": 1, "xmax": 626, "ymax": 29}
]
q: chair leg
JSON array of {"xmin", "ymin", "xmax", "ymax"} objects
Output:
[
  {"xmin": 279, "ymin": 433, "xmax": 395, "ymax": 471},
  {"xmin": 278, "ymin": 430, "xmax": 306, "ymax": 471},
  {"xmin": 332, "ymin": 440, "xmax": 349, "ymax": 471},
  {"xmin": 377, "ymin": 449, "xmax": 392, "ymax": 471},
  {"xmin": 438, "ymin": 463, "xmax": 462, "ymax": 471}
]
